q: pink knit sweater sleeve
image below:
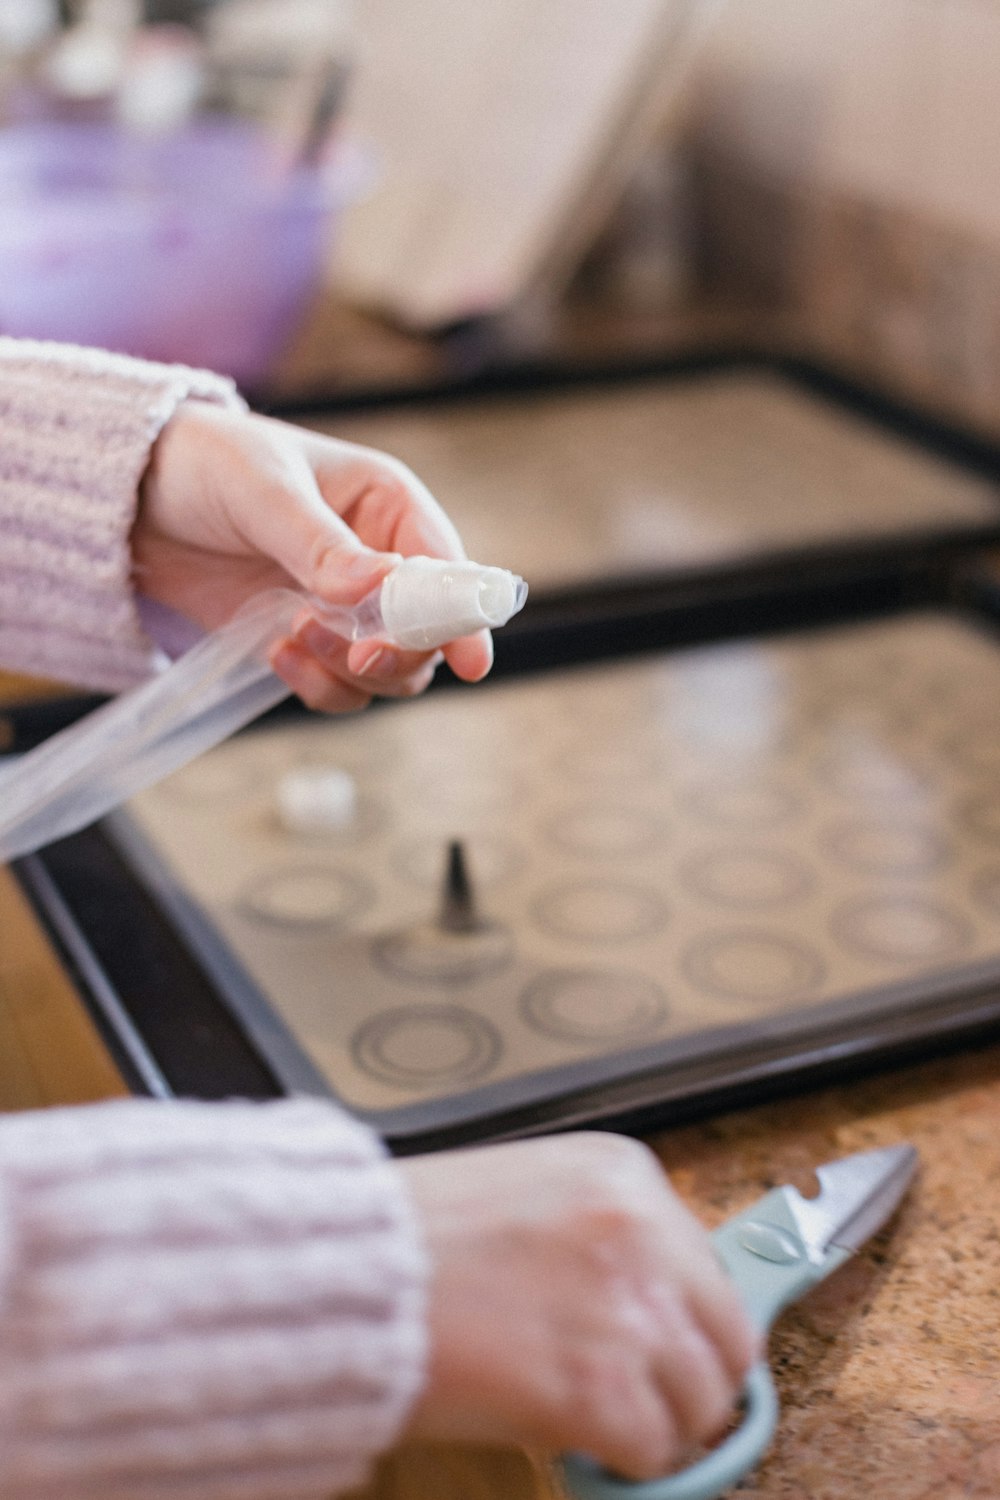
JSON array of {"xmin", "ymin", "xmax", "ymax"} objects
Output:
[
  {"xmin": 0, "ymin": 1097, "xmax": 429, "ymax": 1500},
  {"xmin": 0, "ymin": 335, "xmax": 245, "ymax": 691},
  {"xmin": 0, "ymin": 339, "xmax": 430, "ymax": 1496}
]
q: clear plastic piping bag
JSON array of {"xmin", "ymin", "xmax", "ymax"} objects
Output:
[
  {"xmin": 0, "ymin": 587, "xmax": 304, "ymax": 863},
  {"xmin": 0, "ymin": 560, "xmax": 528, "ymax": 863}
]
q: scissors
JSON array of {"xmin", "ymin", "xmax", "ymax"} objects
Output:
[{"xmin": 560, "ymin": 1142, "xmax": 919, "ymax": 1500}]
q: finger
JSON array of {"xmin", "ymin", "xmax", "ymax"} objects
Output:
[
  {"xmin": 577, "ymin": 1370, "xmax": 680, "ymax": 1483},
  {"xmin": 269, "ymin": 639, "xmax": 373, "ymax": 715},
  {"xmin": 643, "ymin": 1175, "xmax": 761, "ymax": 1387},
  {"xmin": 443, "ymin": 630, "xmax": 494, "ymax": 683},
  {"xmin": 303, "ymin": 609, "xmax": 482, "ymax": 695},
  {"xmin": 343, "ymin": 638, "xmax": 436, "ymax": 683},
  {"xmin": 311, "ymin": 441, "xmax": 470, "ymax": 563},
  {"xmin": 300, "ymin": 620, "xmax": 443, "ymax": 695},
  {"xmin": 682, "ymin": 1256, "xmax": 762, "ymax": 1384},
  {"xmin": 347, "ymin": 645, "xmax": 442, "ymax": 699},
  {"xmin": 221, "ymin": 441, "xmax": 403, "ymax": 603},
  {"xmin": 282, "ymin": 624, "xmax": 443, "ymax": 706},
  {"xmin": 650, "ymin": 1296, "xmax": 743, "ymax": 1451}
]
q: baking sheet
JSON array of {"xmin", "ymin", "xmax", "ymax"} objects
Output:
[
  {"xmin": 111, "ymin": 609, "xmax": 1000, "ymax": 1138},
  {"xmin": 315, "ymin": 370, "xmax": 1000, "ymax": 588}
]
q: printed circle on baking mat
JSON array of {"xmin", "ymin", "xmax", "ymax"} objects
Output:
[
  {"xmin": 683, "ymin": 779, "xmax": 801, "ymax": 830},
  {"xmin": 520, "ymin": 968, "xmax": 668, "ymax": 1044},
  {"xmin": 533, "ymin": 880, "xmax": 666, "ymax": 943},
  {"xmin": 804, "ymin": 700, "xmax": 916, "ymax": 741},
  {"xmin": 810, "ymin": 747, "xmax": 927, "ymax": 800},
  {"xmin": 681, "ymin": 931, "xmax": 824, "ymax": 1005},
  {"xmin": 820, "ymin": 818, "xmax": 948, "ymax": 876},
  {"xmin": 831, "ymin": 896, "xmax": 972, "ymax": 964},
  {"xmin": 394, "ymin": 833, "xmax": 522, "ymax": 889},
  {"xmin": 680, "ymin": 847, "xmax": 814, "ymax": 909},
  {"xmin": 412, "ymin": 770, "xmax": 524, "ymax": 816},
  {"xmin": 351, "ymin": 1006, "xmax": 502, "ymax": 1089},
  {"xmin": 958, "ymin": 793, "xmax": 1000, "ymax": 845},
  {"xmin": 544, "ymin": 805, "xmax": 666, "ymax": 859},
  {"xmin": 371, "ymin": 921, "xmax": 514, "ymax": 984},
  {"xmin": 237, "ymin": 865, "xmax": 371, "ymax": 928},
  {"xmin": 555, "ymin": 741, "xmax": 662, "ymax": 783}
]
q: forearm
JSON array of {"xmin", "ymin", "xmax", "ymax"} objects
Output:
[
  {"xmin": 0, "ymin": 1096, "xmax": 428, "ymax": 1500},
  {"xmin": 0, "ymin": 337, "xmax": 244, "ymax": 692}
]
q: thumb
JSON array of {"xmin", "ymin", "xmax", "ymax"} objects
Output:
[
  {"xmin": 237, "ymin": 472, "xmax": 402, "ymax": 605},
  {"xmin": 304, "ymin": 529, "xmax": 403, "ymax": 606}
]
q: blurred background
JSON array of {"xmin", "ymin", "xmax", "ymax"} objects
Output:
[{"xmin": 0, "ymin": 0, "xmax": 997, "ymax": 438}]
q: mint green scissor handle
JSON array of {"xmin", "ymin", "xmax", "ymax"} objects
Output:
[
  {"xmin": 559, "ymin": 1189, "xmax": 849, "ymax": 1500},
  {"xmin": 560, "ymin": 1360, "xmax": 777, "ymax": 1500}
]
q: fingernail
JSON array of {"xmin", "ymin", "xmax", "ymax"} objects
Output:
[
  {"xmin": 329, "ymin": 551, "xmax": 403, "ymax": 585},
  {"xmin": 356, "ymin": 645, "xmax": 398, "ymax": 678}
]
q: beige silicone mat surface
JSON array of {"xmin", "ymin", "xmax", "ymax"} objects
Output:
[
  {"xmin": 314, "ymin": 371, "xmax": 1000, "ymax": 587},
  {"xmin": 119, "ymin": 611, "xmax": 1000, "ymax": 1119}
]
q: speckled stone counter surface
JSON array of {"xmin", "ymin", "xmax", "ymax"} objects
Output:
[
  {"xmin": 645, "ymin": 1044, "xmax": 1000, "ymax": 1500},
  {"xmin": 0, "ymin": 811, "xmax": 998, "ymax": 1499},
  {"xmin": 354, "ymin": 1041, "xmax": 1000, "ymax": 1500}
]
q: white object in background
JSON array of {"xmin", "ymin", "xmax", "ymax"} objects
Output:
[
  {"xmin": 0, "ymin": 557, "xmax": 527, "ymax": 862},
  {"xmin": 0, "ymin": 0, "xmax": 59, "ymax": 56},
  {"xmin": 44, "ymin": 0, "xmax": 139, "ymax": 99},
  {"xmin": 276, "ymin": 765, "xmax": 358, "ymax": 834},
  {"xmin": 204, "ymin": 0, "xmax": 354, "ymax": 166},
  {"xmin": 334, "ymin": 0, "xmax": 731, "ymax": 328},
  {"xmin": 116, "ymin": 24, "xmax": 205, "ymax": 135}
]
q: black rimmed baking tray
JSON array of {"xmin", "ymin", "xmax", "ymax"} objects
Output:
[
  {"xmin": 14, "ymin": 579, "xmax": 1000, "ymax": 1151},
  {"xmin": 8, "ymin": 356, "xmax": 1000, "ymax": 1151}
]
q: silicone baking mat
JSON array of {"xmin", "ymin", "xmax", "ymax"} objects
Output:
[
  {"xmin": 317, "ymin": 369, "xmax": 1000, "ymax": 586},
  {"xmin": 110, "ymin": 609, "xmax": 1000, "ymax": 1140}
]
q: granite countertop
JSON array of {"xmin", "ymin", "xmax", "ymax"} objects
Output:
[
  {"xmin": 357, "ymin": 1039, "xmax": 1000, "ymax": 1500},
  {"xmin": 648, "ymin": 1043, "xmax": 1000, "ymax": 1499},
  {"xmin": 1, "ymin": 739, "xmax": 998, "ymax": 1499},
  {"xmin": 277, "ymin": 312, "xmax": 1000, "ymax": 1499},
  {"xmin": 3, "ymin": 293, "xmax": 999, "ymax": 1496}
]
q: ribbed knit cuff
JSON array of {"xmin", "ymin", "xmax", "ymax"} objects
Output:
[
  {"xmin": 0, "ymin": 337, "xmax": 246, "ymax": 693},
  {"xmin": 0, "ymin": 1096, "xmax": 429, "ymax": 1500}
]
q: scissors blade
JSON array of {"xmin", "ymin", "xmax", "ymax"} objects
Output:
[{"xmin": 783, "ymin": 1143, "xmax": 918, "ymax": 1264}]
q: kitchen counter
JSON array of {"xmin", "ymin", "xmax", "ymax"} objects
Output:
[
  {"xmin": 1, "ymin": 839, "xmax": 996, "ymax": 1498},
  {"xmin": 2, "ymin": 294, "xmax": 1000, "ymax": 1493},
  {"xmin": 347, "ymin": 1036, "xmax": 1000, "ymax": 1500}
]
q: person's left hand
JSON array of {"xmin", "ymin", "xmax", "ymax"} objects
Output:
[{"xmin": 132, "ymin": 399, "xmax": 494, "ymax": 713}]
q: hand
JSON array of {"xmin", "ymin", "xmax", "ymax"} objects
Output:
[
  {"xmin": 132, "ymin": 400, "xmax": 493, "ymax": 712},
  {"xmin": 399, "ymin": 1132, "xmax": 760, "ymax": 1479}
]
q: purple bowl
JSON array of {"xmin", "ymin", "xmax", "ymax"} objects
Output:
[{"xmin": 0, "ymin": 119, "xmax": 341, "ymax": 384}]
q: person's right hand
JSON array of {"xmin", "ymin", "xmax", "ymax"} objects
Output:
[{"xmin": 399, "ymin": 1131, "xmax": 760, "ymax": 1479}]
